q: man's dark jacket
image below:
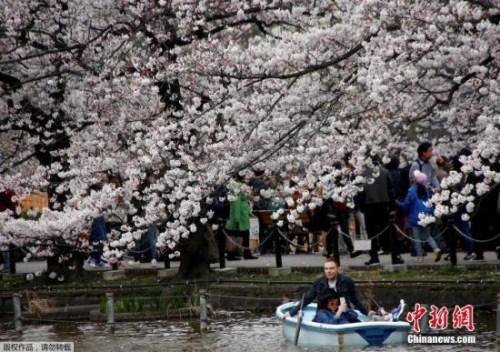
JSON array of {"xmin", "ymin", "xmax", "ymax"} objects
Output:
[{"xmin": 289, "ymin": 274, "xmax": 368, "ymax": 316}]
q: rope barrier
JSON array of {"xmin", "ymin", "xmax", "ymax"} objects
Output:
[
  {"xmin": 393, "ymin": 224, "xmax": 442, "ymax": 244},
  {"xmin": 275, "ymin": 228, "xmax": 301, "ymax": 247},
  {"xmin": 126, "ymin": 244, "xmax": 156, "ymax": 254},
  {"xmin": 337, "ymin": 227, "xmax": 375, "ymax": 241},
  {"xmin": 306, "ymin": 238, "xmax": 324, "ymax": 249},
  {"xmin": 393, "ymin": 223, "xmax": 500, "ymax": 245},
  {"xmin": 452, "ymin": 225, "xmax": 500, "ymax": 244},
  {"xmin": 258, "ymin": 231, "xmax": 275, "ymax": 249},
  {"xmin": 347, "ymin": 224, "xmax": 391, "ymax": 242},
  {"xmin": 274, "ymin": 227, "xmax": 317, "ymax": 250},
  {"xmin": 222, "ymin": 227, "xmax": 311, "ymax": 251},
  {"xmin": 331, "ymin": 225, "xmax": 371, "ymax": 243},
  {"xmin": 20, "ymin": 317, "xmax": 93, "ymax": 324},
  {"xmin": 221, "ymin": 229, "xmax": 253, "ymax": 251},
  {"xmin": 337, "ymin": 228, "xmax": 355, "ymax": 240},
  {"xmin": 371, "ymin": 225, "xmax": 392, "ymax": 240},
  {"xmin": 208, "ymin": 220, "xmax": 498, "ymax": 253},
  {"xmin": 8, "ymin": 231, "xmax": 104, "ymax": 258},
  {"xmin": 205, "ymin": 293, "xmax": 282, "ymax": 301},
  {"xmin": 5, "ymin": 233, "xmax": 161, "ymax": 256},
  {"xmin": 275, "ymin": 227, "xmax": 323, "ymax": 250},
  {"xmin": 432, "ymin": 225, "xmax": 448, "ymax": 241},
  {"xmin": 280, "ymin": 225, "xmax": 325, "ymax": 250},
  {"xmin": 77, "ymin": 294, "xmax": 193, "ymax": 301}
]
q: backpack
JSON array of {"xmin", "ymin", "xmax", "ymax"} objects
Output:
[{"xmin": 399, "ymin": 165, "xmax": 411, "ymax": 200}]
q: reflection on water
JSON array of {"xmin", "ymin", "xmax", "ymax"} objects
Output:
[{"xmin": 0, "ymin": 312, "xmax": 498, "ymax": 352}]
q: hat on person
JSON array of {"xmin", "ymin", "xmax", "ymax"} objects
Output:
[
  {"xmin": 318, "ymin": 289, "xmax": 340, "ymax": 305},
  {"xmin": 413, "ymin": 170, "xmax": 427, "ymax": 185}
]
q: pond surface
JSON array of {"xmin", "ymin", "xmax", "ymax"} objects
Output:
[{"xmin": 0, "ymin": 312, "xmax": 498, "ymax": 351}]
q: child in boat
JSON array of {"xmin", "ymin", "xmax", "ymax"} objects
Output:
[
  {"xmin": 313, "ymin": 290, "xmax": 360, "ymax": 324},
  {"xmin": 314, "ymin": 290, "xmax": 407, "ymax": 324}
]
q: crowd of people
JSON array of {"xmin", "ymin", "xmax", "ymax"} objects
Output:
[
  {"xmin": 212, "ymin": 141, "xmax": 500, "ymax": 266},
  {"xmin": 1, "ymin": 141, "xmax": 499, "ymax": 273}
]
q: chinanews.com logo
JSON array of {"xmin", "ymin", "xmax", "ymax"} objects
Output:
[{"xmin": 406, "ymin": 303, "xmax": 477, "ymax": 345}]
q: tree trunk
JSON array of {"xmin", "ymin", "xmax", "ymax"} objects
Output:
[{"xmin": 178, "ymin": 226, "xmax": 218, "ymax": 279}]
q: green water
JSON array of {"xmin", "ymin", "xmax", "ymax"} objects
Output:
[{"xmin": 0, "ymin": 312, "xmax": 498, "ymax": 351}]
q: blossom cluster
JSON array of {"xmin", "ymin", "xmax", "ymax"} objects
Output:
[{"xmin": 0, "ymin": 0, "xmax": 498, "ymax": 261}]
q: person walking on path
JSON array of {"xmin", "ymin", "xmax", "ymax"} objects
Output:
[
  {"xmin": 225, "ymin": 186, "xmax": 257, "ymax": 260},
  {"xmin": 398, "ymin": 170, "xmax": 442, "ymax": 263},
  {"xmin": 362, "ymin": 166, "xmax": 399, "ymax": 266}
]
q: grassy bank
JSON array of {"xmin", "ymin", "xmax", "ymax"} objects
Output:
[{"xmin": 1, "ymin": 266, "xmax": 498, "ymax": 321}]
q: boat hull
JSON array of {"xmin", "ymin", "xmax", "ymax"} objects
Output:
[{"xmin": 276, "ymin": 302, "xmax": 411, "ymax": 347}]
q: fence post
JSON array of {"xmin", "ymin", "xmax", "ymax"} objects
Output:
[
  {"xmin": 421, "ymin": 304, "xmax": 430, "ymax": 333},
  {"xmin": 217, "ymin": 225, "xmax": 226, "ymax": 269},
  {"xmin": 200, "ymin": 289, "xmax": 208, "ymax": 332},
  {"xmin": 447, "ymin": 221, "xmax": 457, "ymax": 266},
  {"xmin": 331, "ymin": 226, "xmax": 340, "ymax": 267},
  {"xmin": 274, "ymin": 227, "xmax": 282, "ymax": 268},
  {"xmin": 13, "ymin": 293, "xmax": 22, "ymax": 333},
  {"xmin": 106, "ymin": 292, "xmax": 115, "ymax": 325},
  {"xmin": 389, "ymin": 212, "xmax": 397, "ymax": 264},
  {"xmin": 9, "ymin": 246, "xmax": 16, "ymax": 274},
  {"xmin": 496, "ymin": 293, "xmax": 500, "ymax": 333},
  {"xmin": 164, "ymin": 252, "xmax": 170, "ymax": 269}
]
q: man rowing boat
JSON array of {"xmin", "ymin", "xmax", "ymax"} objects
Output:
[{"xmin": 286, "ymin": 257, "xmax": 368, "ymax": 318}]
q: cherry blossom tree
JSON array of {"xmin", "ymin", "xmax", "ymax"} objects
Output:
[{"xmin": 1, "ymin": 0, "xmax": 498, "ymax": 278}]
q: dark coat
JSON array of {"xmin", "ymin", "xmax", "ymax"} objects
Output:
[
  {"xmin": 0, "ymin": 190, "xmax": 16, "ymax": 213},
  {"xmin": 289, "ymin": 274, "xmax": 368, "ymax": 316},
  {"xmin": 208, "ymin": 186, "xmax": 230, "ymax": 221},
  {"xmin": 312, "ymin": 198, "xmax": 336, "ymax": 232}
]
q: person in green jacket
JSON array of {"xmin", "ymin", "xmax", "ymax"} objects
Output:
[{"xmin": 225, "ymin": 191, "xmax": 257, "ymax": 260}]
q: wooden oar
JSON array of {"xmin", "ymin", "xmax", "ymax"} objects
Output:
[{"xmin": 293, "ymin": 294, "xmax": 305, "ymax": 346}]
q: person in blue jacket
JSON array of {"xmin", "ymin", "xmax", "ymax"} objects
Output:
[
  {"xmin": 313, "ymin": 290, "xmax": 360, "ymax": 324},
  {"xmin": 314, "ymin": 291, "xmax": 408, "ymax": 324},
  {"xmin": 89, "ymin": 215, "xmax": 108, "ymax": 267},
  {"xmin": 397, "ymin": 170, "xmax": 442, "ymax": 263}
]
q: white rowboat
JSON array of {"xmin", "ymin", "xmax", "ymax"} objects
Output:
[{"xmin": 276, "ymin": 302, "xmax": 411, "ymax": 347}]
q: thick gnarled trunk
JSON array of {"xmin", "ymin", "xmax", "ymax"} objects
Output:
[{"xmin": 178, "ymin": 227, "xmax": 218, "ymax": 279}]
